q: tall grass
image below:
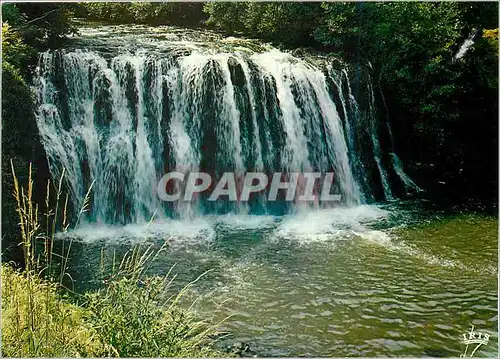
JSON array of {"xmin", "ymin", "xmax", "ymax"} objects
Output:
[
  {"xmin": 1, "ymin": 265, "xmax": 105, "ymax": 357},
  {"xmin": 2, "ymin": 163, "xmax": 227, "ymax": 357},
  {"xmin": 86, "ymin": 243, "xmax": 226, "ymax": 357}
]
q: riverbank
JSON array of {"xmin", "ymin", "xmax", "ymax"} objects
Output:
[
  {"xmin": 1, "ymin": 254, "xmax": 226, "ymax": 357},
  {"xmin": 1, "ymin": 164, "xmax": 225, "ymax": 356}
]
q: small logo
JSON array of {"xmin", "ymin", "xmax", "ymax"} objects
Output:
[{"xmin": 460, "ymin": 325, "xmax": 490, "ymax": 358}]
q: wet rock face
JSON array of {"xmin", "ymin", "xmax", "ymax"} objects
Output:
[{"xmin": 228, "ymin": 56, "xmax": 246, "ymax": 88}]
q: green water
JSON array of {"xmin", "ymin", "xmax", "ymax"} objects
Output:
[{"xmin": 57, "ymin": 204, "xmax": 497, "ymax": 357}]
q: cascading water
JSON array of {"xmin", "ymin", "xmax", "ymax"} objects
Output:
[
  {"xmin": 33, "ymin": 25, "xmax": 408, "ymax": 224},
  {"xmin": 30, "ymin": 27, "xmax": 496, "ymax": 358}
]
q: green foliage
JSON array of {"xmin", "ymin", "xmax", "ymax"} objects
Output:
[
  {"xmin": 1, "ymin": 62, "xmax": 37, "ymax": 155},
  {"xmin": 85, "ymin": 274, "xmax": 223, "ymax": 357},
  {"xmin": 1, "ymin": 265, "xmax": 104, "ymax": 357},
  {"xmin": 482, "ymin": 28, "xmax": 499, "ymax": 45},
  {"xmin": 12, "ymin": 3, "xmax": 77, "ymax": 47},
  {"xmin": 84, "ymin": 243, "xmax": 224, "ymax": 357},
  {"xmin": 315, "ymin": 3, "xmax": 462, "ymax": 73},
  {"xmin": 1, "ymin": 261, "xmax": 224, "ymax": 357},
  {"xmin": 77, "ymin": 2, "xmax": 206, "ymax": 27},
  {"xmin": 1, "ymin": 4, "xmax": 76, "ymax": 74},
  {"xmin": 2, "ymin": 3, "xmax": 77, "ymax": 51},
  {"xmin": 203, "ymin": 2, "xmax": 248, "ymax": 33},
  {"xmin": 1, "ymin": 4, "xmax": 25, "ymax": 27},
  {"xmin": 2, "ymin": 23, "xmax": 30, "ymax": 68},
  {"xmin": 247, "ymin": 3, "xmax": 323, "ymax": 45},
  {"xmin": 475, "ymin": 28, "xmax": 499, "ymax": 89},
  {"xmin": 78, "ymin": 2, "xmax": 134, "ymax": 23},
  {"xmin": 1, "ymin": 63, "xmax": 40, "ymax": 260},
  {"xmin": 203, "ymin": 2, "xmax": 322, "ymax": 46}
]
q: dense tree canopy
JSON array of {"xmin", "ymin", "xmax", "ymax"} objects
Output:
[
  {"xmin": 75, "ymin": 2, "xmax": 206, "ymax": 27},
  {"xmin": 203, "ymin": 2, "xmax": 323, "ymax": 46}
]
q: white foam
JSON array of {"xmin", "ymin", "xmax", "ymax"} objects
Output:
[
  {"xmin": 352, "ymin": 230, "xmax": 392, "ymax": 246},
  {"xmin": 58, "ymin": 205, "xmax": 391, "ymax": 247},
  {"xmin": 60, "ymin": 217, "xmax": 214, "ymax": 247},
  {"xmin": 273, "ymin": 205, "xmax": 389, "ymax": 243},
  {"xmin": 211, "ymin": 213, "xmax": 278, "ymax": 230}
]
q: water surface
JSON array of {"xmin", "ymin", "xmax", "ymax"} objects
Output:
[{"xmin": 57, "ymin": 203, "xmax": 498, "ymax": 357}]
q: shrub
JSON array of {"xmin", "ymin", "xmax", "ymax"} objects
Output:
[
  {"xmin": 1, "ymin": 265, "xmax": 105, "ymax": 357},
  {"xmin": 84, "ymin": 244, "xmax": 226, "ymax": 357}
]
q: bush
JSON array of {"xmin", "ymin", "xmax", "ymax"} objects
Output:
[
  {"xmin": 1, "ymin": 265, "xmax": 104, "ymax": 357},
  {"xmin": 85, "ymin": 275, "xmax": 224, "ymax": 357},
  {"xmin": 84, "ymin": 244, "xmax": 226, "ymax": 357}
]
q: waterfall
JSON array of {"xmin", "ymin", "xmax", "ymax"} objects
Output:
[
  {"xmin": 366, "ymin": 76, "xmax": 393, "ymax": 201},
  {"xmin": 390, "ymin": 153, "xmax": 422, "ymax": 194},
  {"xmin": 453, "ymin": 30, "xmax": 478, "ymax": 62},
  {"xmin": 33, "ymin": 26, "xmax": 407, "ymax": 224}
]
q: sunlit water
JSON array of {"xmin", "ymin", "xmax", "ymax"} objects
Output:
[{"xmin": 55, "ymin": 203, "xmax": 497, "ymax": 357}]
